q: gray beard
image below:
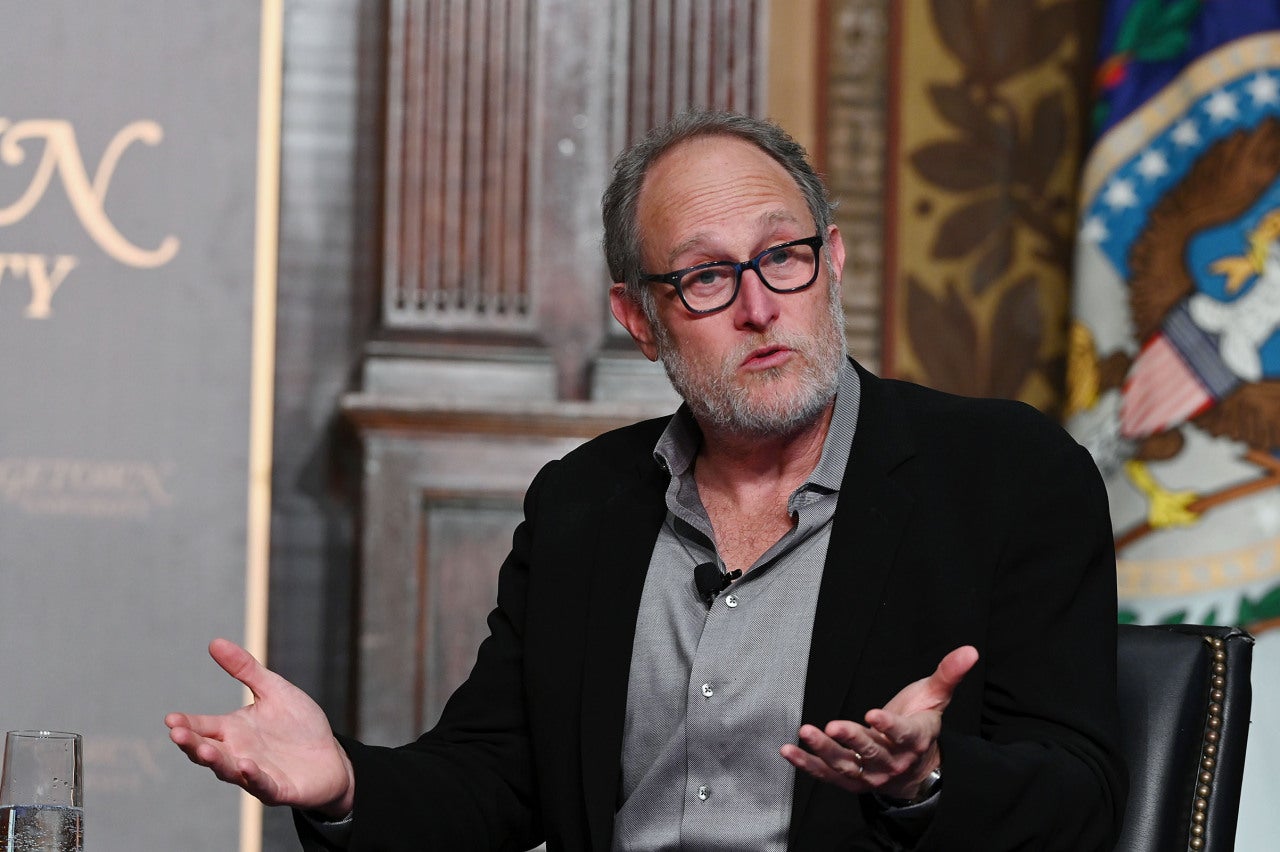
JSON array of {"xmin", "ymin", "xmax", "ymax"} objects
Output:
[{"xmin": 653, "ymin": 280, "xmax": 847, "ymax": 439}]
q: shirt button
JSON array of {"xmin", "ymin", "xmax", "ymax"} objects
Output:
[
  {"xmin": 701, "ymin": 683, "xmax": 714, "ymax": 698},
  {"xmin": 725, "ymin": 594, "xmax": 739, "ymax": 608},
  {"xmin": 696, "ymin": 784, "xmax": 711, "ymax": 801}
]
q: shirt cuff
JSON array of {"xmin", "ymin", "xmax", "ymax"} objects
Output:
[
  {"xmin": 302, "ymin": 809, "xmax": 355, "ymax": 846},
  {"xmin": 873, "ymin": 787, "xmax": 941, "ymax": 813},
  {"xmin": 868, "ymin": 789, "xmax": 940, "ymax": 846}
]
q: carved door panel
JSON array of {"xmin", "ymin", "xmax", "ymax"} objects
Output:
[{"xmin": 351, "ymin": 0, "xmax": 770, "ymax": 743}]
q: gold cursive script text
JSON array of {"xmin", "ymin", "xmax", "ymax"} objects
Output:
[{"xmin": 0, "ymin": 118, "xmax": 180, "ymax": 268}]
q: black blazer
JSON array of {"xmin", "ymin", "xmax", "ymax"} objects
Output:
[{"xmin": 301, "ymin": 362, "xmax": 1127, "ymax": 851}]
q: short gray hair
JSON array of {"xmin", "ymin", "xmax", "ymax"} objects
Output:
[{"xmin": 601, "ymin": 111, "xmax": 835, "ymax": 306}]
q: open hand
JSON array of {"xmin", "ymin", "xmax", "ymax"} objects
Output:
[
  {"xmin": 781, "ymin": 645, "xmax": 978, "ymax": 800},
  {"xmin": 165, "ymin": 638, "xmax": 355, "ymax": 819}
]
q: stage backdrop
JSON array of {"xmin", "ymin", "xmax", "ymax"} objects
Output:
[
  {"xmin": 884, "ymin": 0, "xmax": 1097, "ymax": 415},
  {"xmin": 0, "ymin": 3, "xmax": 279, "ymax": 851}
]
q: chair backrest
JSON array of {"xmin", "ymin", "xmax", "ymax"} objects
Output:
[{"xmin": 1114, "ymin": 623, "xmax": 1253, "ymax": 852}]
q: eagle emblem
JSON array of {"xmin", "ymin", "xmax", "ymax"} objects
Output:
[
  {"xmin": 1070, "ymin": 118, "xmax": 1280, "ymax": 551},
  {"xmin": 1066, "ymin": 35, "xmax": 1280, "ymax": 635}
]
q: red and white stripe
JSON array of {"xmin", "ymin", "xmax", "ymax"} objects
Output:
[{"xmin": 1120, "ymin": 332, "xmax": 1215, "ymax": 439}]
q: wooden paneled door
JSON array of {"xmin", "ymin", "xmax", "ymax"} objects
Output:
[{"xmin": 346, "ymin": 0, "xmax": 771, "ymax": 744}]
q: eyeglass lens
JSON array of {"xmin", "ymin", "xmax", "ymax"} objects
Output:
[{"xmin": 678, "ymin": 241, "xmax": 819, "ymax": 312}]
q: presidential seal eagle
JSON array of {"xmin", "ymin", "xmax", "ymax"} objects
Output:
[{"xmin": 1069, "ymin": 117, "xmax": 1280, "ymax": 549}]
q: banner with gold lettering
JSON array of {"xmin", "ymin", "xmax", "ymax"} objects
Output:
[
  {"xmin": 1066, "ymin": 2, "xmax": 1280, "ymax": 845},
  {"xmin": 0, "ymin": 3, "xmax": 279, "ymax": 851}
]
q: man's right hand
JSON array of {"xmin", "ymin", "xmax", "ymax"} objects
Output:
[{"xmin": 165, "ymin": 638, "xmax": 356, "ymax": 820}]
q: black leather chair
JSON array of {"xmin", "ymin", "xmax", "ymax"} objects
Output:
[{"xmin": 1115, "ymin": 623, "xmax": 1254, "ymax": 851}]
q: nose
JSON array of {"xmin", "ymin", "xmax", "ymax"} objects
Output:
[{"xmin": 732, "ymin": 267, "xmax": 780, "ymax": 331}]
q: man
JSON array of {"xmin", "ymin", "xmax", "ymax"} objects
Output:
[{"xmin": 168, "ymin": 111, "xmax": 1127, "ymax": 850}]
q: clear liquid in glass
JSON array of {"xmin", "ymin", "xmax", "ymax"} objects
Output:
[{"xmin": 0, "ymin": 804, "xmax": 83, "ymax": 852}]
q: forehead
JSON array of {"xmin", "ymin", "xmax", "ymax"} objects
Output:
[{"xmin": 636, "ymin": 134, "xmax": 810, "ymax": 262}]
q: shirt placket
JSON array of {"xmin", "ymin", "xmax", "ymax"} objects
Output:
[{"xmin": 681, "ymin": 569, "xmax": 744, "ymax": 845}]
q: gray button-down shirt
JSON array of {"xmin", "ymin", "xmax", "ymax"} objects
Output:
[{"xmin": 612, "ymin": 361, "xmax": 861, "ymax": 852}]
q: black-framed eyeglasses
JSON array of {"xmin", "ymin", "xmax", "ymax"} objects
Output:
[{"xmin": 642, "ymin": 233, "xmax": 825, "ymax": 315}]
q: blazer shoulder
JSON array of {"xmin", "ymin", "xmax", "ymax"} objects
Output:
[
  {"xmin": 532, "ymin": 414, "xmax": 672, "ymax": 496},
  {"xmin": 875, "ymin": 376, "xmax": 1082, "ymax": 459},
  {"xmin": 564, "ymin": 414, "xmax": 671, "ymax": 466}
]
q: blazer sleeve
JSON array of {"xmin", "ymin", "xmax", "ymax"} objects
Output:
[{"xmin": 911, "ymin": 440, "xmax": 1128, "ymax": 851}]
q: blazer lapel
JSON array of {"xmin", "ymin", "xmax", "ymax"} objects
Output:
[
  {"xmin": 790, "ymin": 367, "xmax": 916, "ymax": 839},
  {"xmin": 579, "ymin": 458, "xmax": 669, "ymax": 851}
]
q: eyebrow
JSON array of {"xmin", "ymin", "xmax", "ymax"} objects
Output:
[{"xmin": 662, "ymin": 210, "xmax": 805, "ymax": 267}]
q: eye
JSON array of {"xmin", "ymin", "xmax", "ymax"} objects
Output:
[
  {"xmin": 679, "ymin": 265, "xmax": 735, "ymax": 294},
  {"xmin": 762, "ymin": 247, "xmax": 795, "ymax": 267}
]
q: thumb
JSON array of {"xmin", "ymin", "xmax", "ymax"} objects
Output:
[
  {"xmin": 930, "ymin": 645, "xmax": 979, "ymax": 703},
  {"xmin": 208, "ymin": 638, "xmax": 274, "ymax": 700}
]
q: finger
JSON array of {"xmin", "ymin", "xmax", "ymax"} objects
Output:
[
  {"xmin": 863, "ymin": 707, "xmax": 932, "ymax": 751},
  {"xmin": 822, "ymin": 719, "xmax": 865, "ymax": 744},
  {"xmin": 798, "ymin": 725, "xmax": 869, "ymax": 778},
  {"xmin": 861, "ymin": 711, "xmax": 937, "ymax": 777},
  {"xmin": 234, "ymin": 757, "xmax": 284, "ymax": 805},
  {"xmin": 831, "ymin": 716, "xmax": 927, "ymax": 779},
  {"xmin": 169, "ymin": 726, "xmax": 235, "ymax": 775},
  {"xmin": 167, "ymin": 723, "xmax": 201, "ymax": 758},
  {"xmin": 171, "ymin": 726, "xmax": 278, "ymax": 801},
  {"xmin": 823, "ymin": 720, "xmax": 892, "ymax": 762},
  {"xmin": 201, "ymin": 747, "xmax": 259, "ymax": 790},
  {"xmin": 166, "ymin": 711, "xmax": 231, "ymax": 740},
  {"xmin": 780, "ymin": 742, "xmax": 833, "ymax": 777},
  {"xmin": 780, "ymin": 743, "xmax": 866, "ymax": 793}
]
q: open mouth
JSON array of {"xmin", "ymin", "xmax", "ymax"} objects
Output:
[{"xmin": 742, "ymin": 345, "xmax": 792, "ymax": 369}]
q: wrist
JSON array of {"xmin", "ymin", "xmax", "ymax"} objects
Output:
[
  {"xmin": 316, "ymin": 745, "xmax": 356, "ymax": 820},
  {"xmin": 878, "ymin": 766, "xmax": 942, "ymax": 807}
]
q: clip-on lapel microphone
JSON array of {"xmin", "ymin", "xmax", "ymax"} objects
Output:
[{"xmin": 694, "ymin": 561, "xmax": 742, "ymax": 608}]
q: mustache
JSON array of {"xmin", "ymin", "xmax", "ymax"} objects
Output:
[{"xmin": 728, "ymin": 330, "xmax": 814, "ymax": 365}]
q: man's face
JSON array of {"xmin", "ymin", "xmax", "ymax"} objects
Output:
[{"xmin": 621, "ymin": 135, "xmax": 847, "ymax": 438}]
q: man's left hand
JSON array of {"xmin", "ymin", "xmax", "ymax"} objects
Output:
[{"xmin": 781, "ymin": 645, "xmax": 978, "ymax": 800}]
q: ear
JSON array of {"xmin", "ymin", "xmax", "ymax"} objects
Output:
[
  {"xmin": 825, "ymin": 223, "xmax": 847, "ymax": 278},
  {"xmin": 609, "ymin": 283, "xmax": 660, "ymax": 362}
]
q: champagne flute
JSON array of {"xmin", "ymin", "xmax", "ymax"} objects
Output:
[{"xmin": 0, "ymin": 731, "xmax": 83, "ymax": 851}]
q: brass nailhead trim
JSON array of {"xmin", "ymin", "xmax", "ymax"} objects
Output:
[{"xmin": 1188, "ymin": 636, "xmax": 1228, "ymax": 851}]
